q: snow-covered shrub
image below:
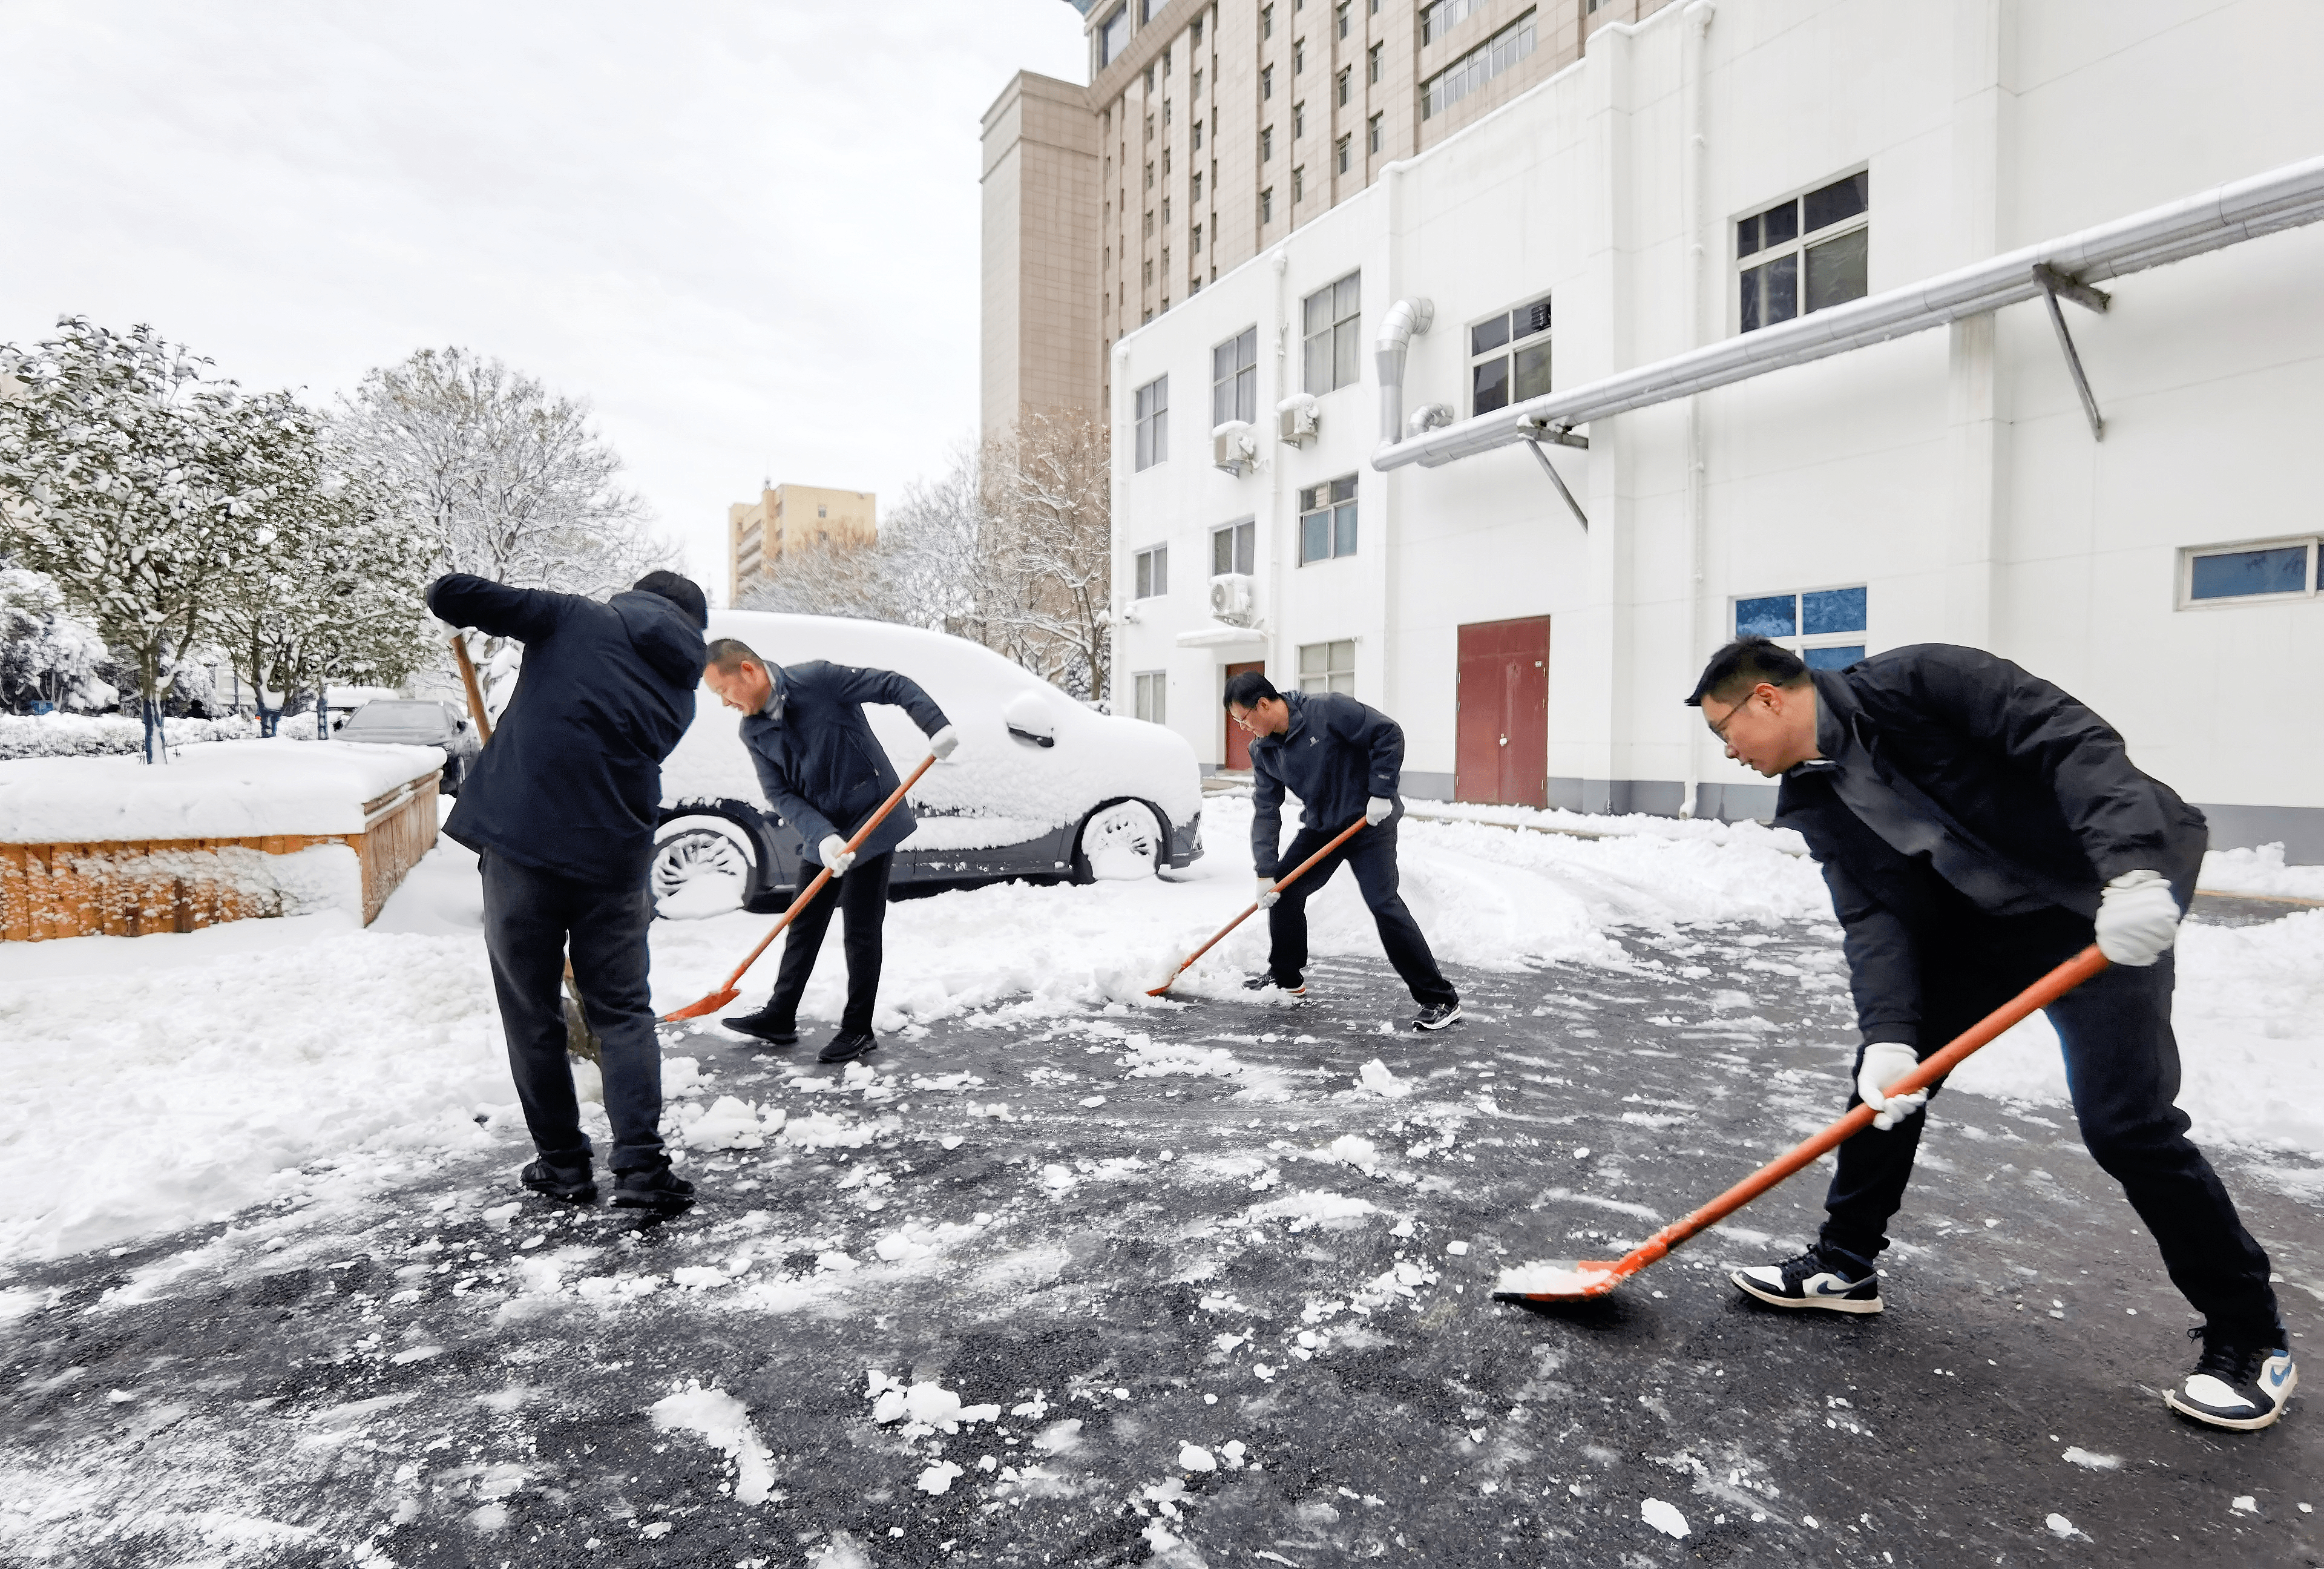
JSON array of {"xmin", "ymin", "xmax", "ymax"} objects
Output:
[{"xmin": 0, "ymin": 711, "xmax": 258, "ymax": 761}]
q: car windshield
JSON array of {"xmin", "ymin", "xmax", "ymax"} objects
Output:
[{"xmin": 342, "ymin": 702, "xmax": 448, "ymax": 736}]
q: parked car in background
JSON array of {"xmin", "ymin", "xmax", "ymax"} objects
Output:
[
  {"xmin": 335, "ymin": 699, "xmax": 483, "ymax": 794},
  {"xmin": 651, "ymin": 610, "xmax": 1204, "ymax": 918}
]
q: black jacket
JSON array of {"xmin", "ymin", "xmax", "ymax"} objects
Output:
[
  {"xmin": 1775, "ymin": 644, "xmax": 2207, "ymax": 1047},
  {"xmin": 427, "ymin": 574, "xmax": 703, "ymax": 886},
  {"xmin": 738, "ymin": 662, "xmax": 950, "ymax": 866},
  {"xmin": 1248, "ymin": 690, "xmax": 1405, "ymax": 877}
]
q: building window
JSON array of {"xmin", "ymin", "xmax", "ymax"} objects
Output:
[
  {"xmin": 1298, "ymin": 477, "xmax": 1359, "ymax": 562},
  {"xmin": 1292, "ymin": 165, "xmax": 1305, "ymax": 203},
  {"xmin": 1144, "ymin": 113, "xmax": 1154, "ymax": 142},
  {"xmin": 1163, "ymin": 197, "xmax": 1172, "ymax": 225},
  {"xmin": 1163, "ymin": 146, "xmax": 1172, "ymax": 175},
  {"xmin": 1739, "ymin": 171, "xmax": 1869, "ymax": 333},
  {"xmin": 1336, "ymin": 1, "xmax": 1351, "ymax": 39},
  {"xmin": 1368, "ymin": 42, "xmax": 1382, "ymax": 83},
  {"xmin": 1213, "ymin": 326, "xmax": 1259, "ymax": 426},
  {"xmin": 1298, "ymin": 639, "xmax": 1357, "ymax": 695},
  {"xmin": 1134, "ymin": 544, "xmax": 1169, "ymax": 598},
  {"xmin": 1261, "ymin": 125, "xmax": 1274, "ymax": 161},
  {"xmin": 1294, "ymin": 38, "xmax": 1306, "ymax": 74},
  {"xmin": 1192, "ymin": 222, "xmax": 1203, "ymax": 254},
  {"xmin": 1134, "ymin": 670, "xmax": 1169, "ymax": 724},
  {"xmin": 1163, "ymin": 99, "xmax": 1172, "ymax": 130},
  {"xmin": 1735, "ymin": 586, "xmax": 1867, "ymax": 669},
  {"xmin": 1335, "ymin": 135, "xmax": 1351, "ymax": 174},
  {"xmin": 1468, "ymin": 294, "xmax": 1552, "ymax": 415},
  {"xmin": 1190, "ymin": 169, "xmax": 1203, "ymax": 202},
  {"xmin": 1262, "ymin": 4, "xmax": 1273, "ymax": 38},
  {"xmin": 1134, "ymin": 377, "xmax": 1170, "ymax": 469},
  {"xmin": 1422, "ymin": 10, "xmax": 1536, "ymax": 119},
  {"xmin": 2180, "ymin": 537, "xmax": 2319, "ymax": 605},
  {"xmin": 1192, "ymin": 117, "xmax": 1204, "ymax": 150},
  {"xmin": 1337, "ymin": 67, "xmax": 1351, "ymax": 107},
  {"xmin": 1302, "ymin": 271, "xmax": 1361, "ymax": 393},
  {"xmin": 1421, "ymin": 0, "xmax": 1484, "ymax": 45},
  {"xmin": 1212, "ymin": 518, "xmax": 1257, "ymax": 576},
  {"xmin": 1192, "ymin": 15, "xmax": 1203, "ymax": 43},
  {"xmin": 1145, "ymin": 161, "xmax": 1154, "ymax": 190},
  {"xmin": 1261, "ymin": 186, "xmax": 1275, "ymax": 223},
  {"xmin": 1293, "ymin": 102, "xmax": 1306, "ymax": 139},
  {"xmin": 1193, "ymin": 67, "xmax": 1203, "ymax": 97},
  {"xmin": 1261, "ymin": 64, "xmax": 1274, "ymax": 99},
  {"xmin": 1189, "ymin": 275, "xmax": 1201, "ymax": 295},
  {"xmin": 1143, "ymin": 208, "xmax": 1154, "ymax": 237},
  {"xmin": 1097, "ymin": 5, "xmax": 1131, "ymax": 68},
  {"xmin": 1368, "ymin": 113, "xmax": 1382, "ymax": 154},
  {"xmin": 1142, "ymin": 257, "xmax": 1153, "ymax": 286}
]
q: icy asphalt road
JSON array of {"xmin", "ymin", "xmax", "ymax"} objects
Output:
[{"xmin": 3, "ymin": 917, "xmax": 2319, "ymax": 1568}]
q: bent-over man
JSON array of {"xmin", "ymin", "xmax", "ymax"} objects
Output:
[
  {"xmin": 427, "ymin": 569, "xmax": 707, "ymax": 1214},
  {"xmin": 1226, "ymin": 670, "xmax": 1461, "ymax": 1031},
  {"xmin": 701, "ymin": 639, "xmax": 957, "ymax": 1064},
  {"xmin": 1692, "ymin": 634, "xmax": 2293, "ymax": 1431}
]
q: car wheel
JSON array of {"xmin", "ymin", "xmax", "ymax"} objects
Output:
[
  {"xmin": 1071, "ymin": 798, "xmax": 1166, "ymax": 884},
  {"xmin": 651, "ymin": 815, "xmax": 757, "ymax": 918}
]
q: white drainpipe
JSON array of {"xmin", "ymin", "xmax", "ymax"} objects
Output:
[{"xmin": 1373, "ymin": 296, "xmax": 1436, "ymax": 449}]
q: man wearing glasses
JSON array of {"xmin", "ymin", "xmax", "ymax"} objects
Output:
[
  {"xmin": 1224, "ymin": 670, "xmax": 1462, "ymax": 1031},
  {"xmin": 1690, "ymin": 634, "xmax": 2293, "ymax": 1432}
]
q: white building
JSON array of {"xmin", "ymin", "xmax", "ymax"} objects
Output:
[{"xmin": 1109, "ymin": 0, "xmax": 2324, "ymax": 859}]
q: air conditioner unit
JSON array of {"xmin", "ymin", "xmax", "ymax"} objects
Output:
[
  {"xmin": 1208, "ymin": 573, "xmax": 1258, "ymax": 627},
  {"xmin": 1277, "ymin": 393, "xmax": 1320, "ymax": 447},
  {"xmin": 1212, "ymin": 419, "xmax": 1257, "ymax": 476}
]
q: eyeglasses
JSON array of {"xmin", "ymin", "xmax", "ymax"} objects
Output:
[
  {"xmin": 1229, "ymin": 706, "xmax": 1261, "ymax": 734},
  {"xmin": 1703, "ymin": 691, "xmax": 1752, "ymax": 745}
]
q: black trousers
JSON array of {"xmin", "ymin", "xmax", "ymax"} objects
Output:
[
  {"xmin": 1267, "ymin": 820, "xmax": 1457, "ymax": 1007},
  {"xmin": 479, "ymin": 850, "xmax": 666, "ymax": 1174},
  {"xmin": 759, "ymin": 852, "xmax": 893, "ymax": 1036},
  {"xmin": 1820, "ymin": 909, "xmax": 2281, "ymax": 1337}
]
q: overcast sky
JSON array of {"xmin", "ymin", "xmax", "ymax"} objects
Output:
[{"xmin": 0, "ymin": 1, "xmax": 1087, "ymax": 600}]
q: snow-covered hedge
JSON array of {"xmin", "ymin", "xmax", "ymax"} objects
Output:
[{"xmin": 0, "ymin": 712, "xmax": 260, "ymax": 761}]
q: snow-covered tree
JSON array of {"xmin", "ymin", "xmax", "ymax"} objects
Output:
[
  {"xmin": 0, "ymin": 561, "xmax": 115, "ymax": 711},
  {"xmin": 980, "ymin": 409, "xmax": 1112, "ymax": 703},
  {"xmin": 341, "ymin": 347, "xmax": 669, "ymax": 599},
  {"xmin": 0, "ymin": 318, "xmax": 263, "ymax": 761}
]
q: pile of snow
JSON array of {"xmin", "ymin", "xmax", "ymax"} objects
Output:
[
  {"xmin": 2199, "ymin": 843, "xmax": 2324, "ymax": 902},
  {"xmin": 1406, "ymin": 797, "xmax": 1808, "ymax": 855},
  {"xmin": 648, "ymin": 1383, "xmax": 777, "ymax": 1505},
  {"xmin": 0, "ymin": 712, "xmax": 258, "ymax": 761},
  {"xmin": 0, "ymin": 737, "xmax": 443, "ymax": 843}
]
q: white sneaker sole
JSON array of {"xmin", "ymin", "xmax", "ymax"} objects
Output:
[
  {"xmin": 1730, "ymin": 1269, "xmax": 1885, "ymax": 1315},
  {"xmin": 2165, "ymin": 1362, "xmax": 2296, "ymax": 1431}
]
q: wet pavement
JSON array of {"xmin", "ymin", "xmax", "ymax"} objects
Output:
[{"xmin": 4, "ymin": 915, "xmax": 2319, "ymax": 1568}]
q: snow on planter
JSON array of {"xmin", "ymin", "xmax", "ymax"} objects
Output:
[{"xmin": 0, "ymin": 738, "xmax": 444, "ymax": 938}]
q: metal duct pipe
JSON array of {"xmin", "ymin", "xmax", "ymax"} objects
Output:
[
  {"xmin": 1375, "ymin": 151, "xmax": 2324, "ymax": 472},
  {"xmin": 1373, "ymin": 297, "xmax": 1436, "ymax": 446}
]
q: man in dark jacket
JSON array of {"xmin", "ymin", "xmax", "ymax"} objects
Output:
[
  {"xmin": 701, "ymin": 638, "xmax": 957, "ymax": 1064},
  {"xmin": 1690, "ymin": 635, "xmax": 2293, "ymax": 1431},
  {"xmin": 1226, "ymin": 671, "xmax": 1460, "ymax": 1031},
  {"xmin": 427, "ymin": 570, "xmax": 707, "ymax": 1212}
]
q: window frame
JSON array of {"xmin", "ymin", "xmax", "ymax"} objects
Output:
[
  {"xmin": 1465, "ymin": 292, "xmax": 1552, "ymax": 417},
  {"xmin": 1731, "ymin": 584, "xmax": 1869, "ymax": 669},
  {"xmin": 1212, "ymin": 326, "xmax": 1259, "ymax": 428},
  {"xmin": 1134, "ymin": 669, "xmax": 1169, "ymax": 725},
  {"xmin": 1296, "ymin": 638, "xmax": 1358, "ymax": 696},
  {"xmin": 1422, "ymin": 9, "xmax": 1535, "ymax": 120},
  {"xmin": 1212, "ymin": 518, "xmax": 1256, "ymax": 577},
  {"xmin": 1095, "ymin": 5, "xmax": 1131, "ymax": 70},
  {"xmin": 1301, "ymin": 271, "xmax": 1362, "ymax": 395},
  {"xmin": 2177, "ymin": 535, "xmax": 2321, "ymax": 609},
  {"xmin": 1134, "ymin": 375, "xmax": 1170, "ymax": 471},
  {"xmin": 1132, "ymin": 543, "xmax": 1169, "ymax": 599},
  {"xmin": 1297, "ymin": 476, "xmax": 1359, "ymax": 564},
  {"xmin": 1736, "ymin": 168, "xmax": 1870, "ymax": 335}
]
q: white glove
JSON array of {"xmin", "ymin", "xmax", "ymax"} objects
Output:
[
  {"xmin": 928, "ymin": 724, "xmax": 960, "ymax": 761},
  {"xmin": 1255, "ymin": 876, "xmax": 1280, "ymax": 909},
  {"xmin": 1364, "ymin": 795, "xmax": 1393, "ymax": 826},
  {"xmin": 818, "ymin": 834, "xmax": 856, "ymax": 876},
  {"xmin": 2094, "ymin": 870, "xmax": 2179, "ymax": 967},
  {"xmin": 1856, "ymin": 1041, "xmax": 1928, "ymax": 1132}
]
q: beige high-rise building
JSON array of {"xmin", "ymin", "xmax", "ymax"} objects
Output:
[
  {"xmin": 727, "ymin": 483, "xmax": 877, "ymax": 607},
  {"xmin": 980, "ymin": 0, "xmax": 1673, "ymax": 433}
]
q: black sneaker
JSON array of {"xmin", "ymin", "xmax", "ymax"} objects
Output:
[
  {"xmin": 819, "ymin": 1030, "xmax": 879, "ymax": 1064},
  {"xmin": 1242, "ymin": 973, "xmax": 1308, "ymax": 998},
  {"xmin": 610, "ymin": 1164, "xmax": 695, "ymax": 1213},
  {"xmin": 1413, "ymin": 1001, "xmax": 1463, "ymax": 1031},
  {"xmin": 2167, "ymin": 1324, "xmax": 2298, "ymax": 1431},
  {"xmin": 520, "ymin": 1157, "xmax": 596, "ymax": 1204},
  {"xmin": 720, "ymin": 1005, "xmax": 799, "ymax": 1046},
  {"xmin": 1731, "ymin": 1244, "xmax": 1883, "ymax": 1315}
]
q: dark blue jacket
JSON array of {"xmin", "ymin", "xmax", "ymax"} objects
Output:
[
  {"xmin": 1247, "ymin": 690, "xmax": 1405, "ymax": 877},
  {"xmin": 1775, "ymin": 645, "xmax": 2207, "ymax": 1047},
  {"xmin": 738, "ymin": 662, "xmax": 950, "ymax": 867},
  {"xmin": 426, "ymin": 574, "xmax": 703, "ymax": 886}
]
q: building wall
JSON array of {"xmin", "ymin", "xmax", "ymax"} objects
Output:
[
  {"xmin": 729, "ymin": 484, "xmax": 879, "ymax": 607},
  {"xmin": 981, "ymin": 72, "xmax": 1105, "ymax": 434},
  {"xmin": 1109, "ymin": 0, "xmax": 2324, "ymax": 857}
]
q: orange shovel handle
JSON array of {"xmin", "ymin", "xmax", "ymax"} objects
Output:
[{"xmin": 1146, "ymin": 815, "xmax": 1371, "ymax": 996}]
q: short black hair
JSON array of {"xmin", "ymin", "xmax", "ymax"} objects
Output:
[
  {"xmin": 703, "ymin": 637, "xmax": 763, "ymax": 674},
  {"xmin": 1686, "ymin": 635, "xmax": 1810, "ymax": 708},
  {"xmin": 1222, "ymin": 670, "xmax": 1281, "ymax": 711},
  {"xmin": 633, "ymin": 570, "xmax": 708, "ymax": 629}
]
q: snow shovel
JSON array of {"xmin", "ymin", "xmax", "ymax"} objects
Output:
[
  {"xmin": 661, "ymin": 753, "xmax": 941, "ymax": 1022},
  {"xmin": 1146, "ymin": 817, "xmax": 1370, "ymax": 997},
  {"xmin": 448, "ymin": 633, "xmax": 602, "ymax": 1061},
  {"xmin": 1492, "ymin": 944, "xmax": 2111, "ymax": 1304}
]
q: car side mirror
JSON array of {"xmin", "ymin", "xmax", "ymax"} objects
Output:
[{"xmin": 1003, "ymin": 691, "xmax": 1057, "ymax": 749}]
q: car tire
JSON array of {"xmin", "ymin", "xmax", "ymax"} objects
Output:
[
  {"xmin": 1069, "ymin": 798, "xmax": 1168, "ymax": 884},
  {"xmin": 651, "ymin": 814, "xmax": 759, "ymax": 918}
]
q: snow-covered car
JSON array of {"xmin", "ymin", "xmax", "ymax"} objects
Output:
[
  {"xmin": 335, "ymin": 699, "xmax": 483, "ymax": 794},
  {"xmin": 649, "ymin": 610, "xmax": 1203, "ymax": 916}
]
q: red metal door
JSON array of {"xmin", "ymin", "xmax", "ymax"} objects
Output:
[
  {"xmin": 1223, "ymin": 661, "xmax": 1265, "ymax": 771},
  {"xmin": 1456, "ymin": 617, "xmax": 1549, "ymax": 806}
]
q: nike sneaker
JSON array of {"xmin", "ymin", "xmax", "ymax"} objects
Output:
[
  {"xmin": 2167, "ymin": 1324, "xmax": 2297, "ymax": 1432},
  {"xmin": 1731, "ymin": 1244, "xmax": 1883, "ymax": 1315}
]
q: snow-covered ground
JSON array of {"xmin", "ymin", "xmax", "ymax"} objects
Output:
[{"xmin": 2, "ymin": 798, "xmax": 2319, "ymax": 1266}]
